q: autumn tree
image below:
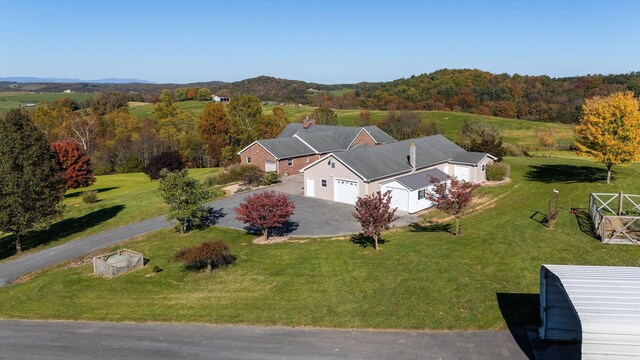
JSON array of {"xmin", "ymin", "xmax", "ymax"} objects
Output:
[
  {"xmin": 574, "ymin": 92, "xmax": 640, "ymax": 184},
  {"xmin": 0, "ymin": 110, "xmax": 66, "ymax": 253},
  {"xmin": 352, "ymin": 191, "xmax": 398, "ymax": 251},
  {"xmin": 425, "ymin": 177, "xmax": 479, "ymax": 236},
  {"xmin": 357, "ymin": 110, "xmax": 373, "ymax": 126},
  {"xmin": 199, "ymin": 102, "xmax": 228, "ymax": 166},
  {"xmin": 157, "ymin": 169, "xmax": 210, "ymax": 234},
  {"xmin": 51, "ymin": 140, "xmax": 96, "ymax": 189},
  {"xmin": 536, "ymin": 127, "xmax": 557, "ymax": 157},
  {"xmin": 195, "ymin": 88, "xmax": 212, "ymax": 101},
  {"xmin": 143, "ymin": 150, "xmax": 185, "ymax": 180},
  {"xmin": 257, "ymin": 106, "xmax": 287, "ymax": 139},
  {"xmin": 153, "ymin": 90, "xmax": 180, "ymax": 120},
  {"xmin": 172, "ymin": 240, "xmax": 235, "ymax": 272},
  {"xmin": 235, "ymin": 191, "xmax": 296, "ymax": 240},
  {"xmin": 227, "ymin": 95, "xmax": 262, "ymax": 151},
  {"xmin": 457, "ymin": 120, "xmax": 505, "ymax": 160},
  {"xmin": 377, "ymin": 110, "xmax": 422, "ymax": 140},
  {"xmin": 311, "ymin": 106, "xmax": 338, "ymax": 125},
  {"xmin": 61, "ymin": 111, "xmax": 101, "ymax": 154}
]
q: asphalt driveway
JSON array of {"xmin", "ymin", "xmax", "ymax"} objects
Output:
[{"xmin": 0, "ymin": 176, "xmax": 418, "ymax": 285}]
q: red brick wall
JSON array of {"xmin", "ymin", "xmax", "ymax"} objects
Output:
[
  {"xmin": 350, "ymin": 130, "xmax": 376, "ymax": 148},
  {"xmin": 278, "ymin": 154, "xmax": 321, "ymax": 176},
  {"xmin": 238, "ymin": 143, "xmax": 276, "ymax": 172}
]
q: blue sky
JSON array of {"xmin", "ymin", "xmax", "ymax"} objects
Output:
[{"xmin": 1, "ymin": 0, "xmax": 639, "ymax": 84}]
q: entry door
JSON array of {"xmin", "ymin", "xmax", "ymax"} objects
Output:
[
  {"xmin": 334, "ymin": 179, "xmax": 359, "ymax": 205},
  {"xmin": 306, "ymin": 177, "xmax": 315, "ymax": 197},
  {"xmin": 265, "ymin": 160, "xmax": 277, "ymax": 172},
  {"xmin": 454, "ymin": 166, "xmax": 470, "ymax": 182}
]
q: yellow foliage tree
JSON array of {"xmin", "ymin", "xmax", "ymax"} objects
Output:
[{"xmin": 574, "ymin": 92, "xmax": 640, "ymax": 184}]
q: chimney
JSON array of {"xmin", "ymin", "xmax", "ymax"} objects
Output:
[
  {"xmin": 410, "ymin": 142, "xmax": 416, "ymax": 172},
  {"xmin": 303, "ymin": 116, "xmax": 316, "ymax": 129}
]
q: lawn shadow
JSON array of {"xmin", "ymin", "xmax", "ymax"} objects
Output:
[
  {"xmin": 525, "ymin": 164, "xmax": 608, "ymax": 183},
  {"xmin": 572, "ymin": 208, "xmax": 598, "ymax": 239},
  {"xmin": 408, "ymin": 221, "xmax": 454, "ymax": 234},
  {"xmin": 242, "ymin": 220, "xmax": 299, "ymax": 237},
  {"xmin": 496, "ymin": 292, "xmax": 541, "ymax": 360},
  {"xmin": 529, "ymin": 211, "xmax": 548, "ymax": 227},
  {"xmin": 351, "ymin": 233, "xmax": 389, "ymax": 248},
  {"xmin": 200, "ymin": 207, "xmax": 227, "ymax": 227},
  {"xmin": 64, "ymin": 187, "xmax": 119, "ymax": 199},
  {"xmin": 0, "ymin": 205, "xmax": 125, "ymax": 260}
]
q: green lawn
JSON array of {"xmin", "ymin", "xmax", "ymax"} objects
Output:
[
  {"xmin": 1, "ymin": 157, "xmax": 639, "ymax": 330},
  {"xmin": 0, "ymin": 92, "xmax": 95, "ymax": 115},
  {"xmin": 0, "ymin": 168, "xmax": 222, "ymax": 261}
]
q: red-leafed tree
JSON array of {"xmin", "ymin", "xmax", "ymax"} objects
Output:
[
  {"xmin": 425, "ymin": 177, "xmax": 479, "ymax": 236},
  {"xmin": 51, "ymin": 139, "xmax": 96, "ymax": 189},
  {"xmin": 352, "ymin": 191, "xmax": 398, "ymax": 251},
  {"xmin": 235, "ymin": 191, "xmax": 296, "ymax": 239}
]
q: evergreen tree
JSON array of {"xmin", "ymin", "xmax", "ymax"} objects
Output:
[{"xmin": 0, "ymin": 110, "xmax": 66, "ymax": 253}]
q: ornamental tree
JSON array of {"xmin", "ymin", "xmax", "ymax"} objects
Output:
[
  {"xmin": 425, "ymin": 177, "xmax": 479, "ymax": 236},
  {"xmin": 0, "ymin": 109, "xmax": 66, "ymax": 253},
  {"xmin": 574, "ymin": 91, "xmax": 640, "ymax": 184},
  {"xmin": 352, "ymin": 191, "xmax": 398, "ymax": 251},
  {"xmin": 172, "ymin": 240, "xmax": 235, "ymax": 272},
  {"xmin": 143, "ymin": 150, "xmax": 185, "ymax": 180},
  {"xmin": 51, "ymin": 139, "xmax": 96, "ymax": 189},
  {"xmin": 235, "ymin": 191, "xmax": 296, "ymax": 239},
  {"xmin": 157, "ymin": 169, "xmax": 210, "ymax": 234}
]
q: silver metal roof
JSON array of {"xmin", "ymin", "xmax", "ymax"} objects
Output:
[{"xmin": 540, "ymin": 264, "xmax": 640, "ymax": 358}]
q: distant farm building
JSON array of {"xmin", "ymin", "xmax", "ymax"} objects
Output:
[{"xmin": 211, "ymin": 94, "xmax": 230, "ymax": 102}]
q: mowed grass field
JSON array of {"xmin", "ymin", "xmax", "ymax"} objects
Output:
[
  {"xmin": 130, "ymin": 100, "xmax": 575, "ymax": 148},
  {"xmin": 0, "ymin": 92, "xmax": 94, "ymax": 115},
  {"xmin": 1, "ymin": 156, "xmax": 638, "ymax": 329},
  {"xmin": 0, "ymin": 168, "xmax": 222, "ymax": 261}
]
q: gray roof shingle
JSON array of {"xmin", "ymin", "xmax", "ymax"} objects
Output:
[
  {"xmin": 256, "ymin": 137, "xmax": 316, "ymax": 159},
  {"xmin": 333, "ymin": 135, "xmax": 467, "ymax": 181},
  {"xmin": 391, "ymin": 168, "xmax": 449, "ymax": 191},
  {"xmin": 451, "ymin": 151, "xmax": 492, "ymax": 165},
  {"xmin": 363, "ymin": 126, "xmax": 396, "ymax": 144}
]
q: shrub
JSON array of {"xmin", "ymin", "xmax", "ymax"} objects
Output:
[
  {"xmin": 81, "ymin": 190, "xmax": 98, "ymax": 204},
  {"xmin": 486, "ymin": 162, "xmax": 510, "ymax": 181},
  {"xmin": 172, "ymin": 240, "xmax": 235, "ymax": 272},
  {"xmin": 262, "ymin": 172, "xmax": 281, "ymax": 185},
  {"xmin": 143, "ymin": 150, "xmax": 185, "ymax": 180},
  {"xmin": 207, "ymin": 164, "xmax": 264, "ymax": 186}
]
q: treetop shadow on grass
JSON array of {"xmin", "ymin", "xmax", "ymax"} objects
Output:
[
  {"xmin": 242, "ymin": 220, "xmax": 299, "ymax": 237},
  {"xmin": 524, "ymin": 164, "xmax": 609, "ymax": 184},
  {"xmin": 200, "ymin": 207, "xmax": 227, "ymax": 227},
  {"xmin": 496, "ymin": 292, "xmax": 541, "ymax": 360},
  {"xmin": 351, "ymin": 233, "xmax": 389, "ymax": 248},
  {"xmin": 0, "ymin": 204, "xmax": 125, "ymax": 260},
  {"xmin": 408, "ymin": 221, "xmax": 454, "ymax": 234},
  {"xmin": 64, "ymin": 187, "xmax": 120, "ymax": 199}
]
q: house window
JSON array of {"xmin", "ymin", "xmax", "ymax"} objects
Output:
[
  {"xmin": 246, "ymin": 156, "xmax": 251, "ymax": 164},
  {"xmin": 321, "ymin": 179, "xmax": 327, "ymax": 187},
  {"xmin": 287, "ymin": 158, "xmax": 293, "ymax": 167},
  {"xmin": 482, "ymin": 164, "xmax": 486, "ymax": 171},
  {"xmin": 418, "ymin": 189, "xmax": 426, "ymax": 200},
  {"xmin": 331, "ymin": 162, "xmax": 336, "ymax": 169}
]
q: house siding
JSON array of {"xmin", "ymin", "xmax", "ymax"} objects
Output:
[
  {"xmin": 278, "ymin": 154, "xmax": 320, "ymax": 176},
  {"xmin": 239, "ymin": 143, "xmax": 277, "ymax": 172},
  {"xmin": 303, "ymin": 156, "xmax": 366, "ymax": 200},
  {"xmin": 349, "ymin": 130, "xmax": 377, "ymax": 148}
]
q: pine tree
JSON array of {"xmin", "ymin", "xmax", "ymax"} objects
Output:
[{"xmin": 0, "ymin": 110, "xmax": 66, "ymax": 253}]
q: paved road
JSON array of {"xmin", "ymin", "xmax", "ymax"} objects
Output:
[
  {"xmin": 0, "ymin": 177, "xmax": 418, "ymax": 286},
  {"xmin": 0, "ymin": 320, "xmax": 530, "ymax": 360}
]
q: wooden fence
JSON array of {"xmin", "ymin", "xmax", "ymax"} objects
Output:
[{"xmin": 589, "ymin": 192, "xmax": 640, "ymax": 245}]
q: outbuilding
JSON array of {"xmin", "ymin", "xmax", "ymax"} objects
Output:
[
  {"xmin": 380, "ymin": 169, "xmax": 449, "ymax": 213},
  {"xmin": 539, "ymin": 264, "xmax": 640, "ymax": 359}
]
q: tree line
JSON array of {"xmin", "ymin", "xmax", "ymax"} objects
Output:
[{"xmin": 29, "ymin": 91, "xmax": 287, "ymax": 174}]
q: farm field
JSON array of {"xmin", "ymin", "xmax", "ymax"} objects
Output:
[
  {"xmin": 1, "ymin": 156, "xmax": 638, "ymax": 330},
  {"xmin": 0, "ymin": 168, "xmax": 222, "ymax": 261},
  {"xmin": 0, "ymin": 92, "xmax": 94, "ymax": 114}
]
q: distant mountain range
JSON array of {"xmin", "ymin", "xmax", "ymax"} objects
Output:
[{"xmin": 0, "ymin": 77, "xmax": 153, "ymax": 84}]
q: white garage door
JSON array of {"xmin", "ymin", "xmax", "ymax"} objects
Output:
[
  {"xmin": 381, "ymin": 185, "xmax": 409, "ymax": 212},
  {"xmin": 454, "ymin": 165, "xmax": 470, "ymax": 182},
  {"xmin": 265, "ymin": 160, "xmax": 277, "ymax": 172},
  {"xmin": 334, "ymin": 179, "xmax": 359, "ymax": 205}
]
